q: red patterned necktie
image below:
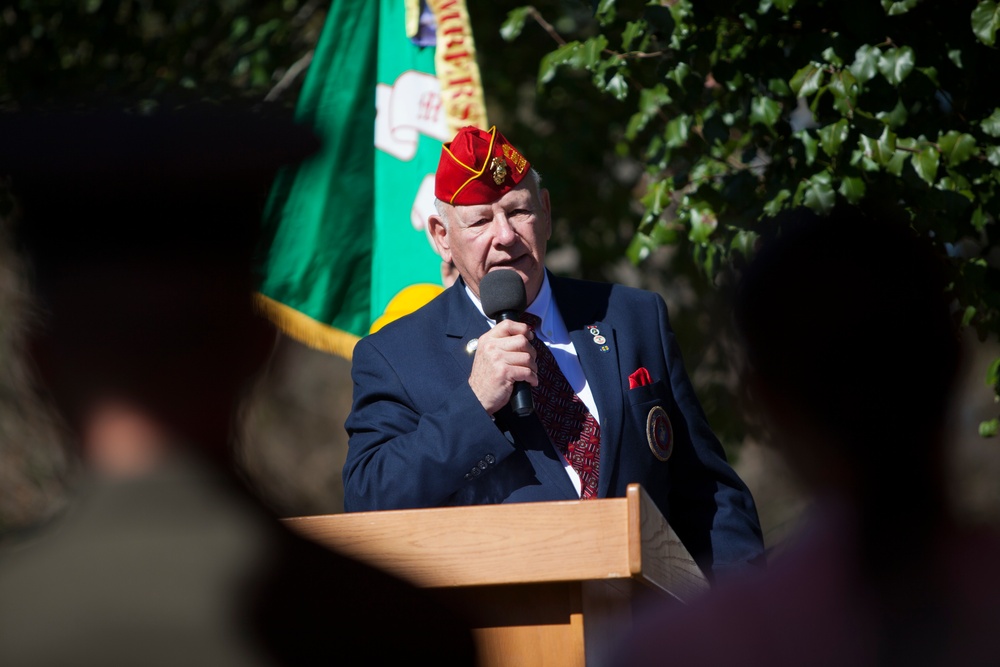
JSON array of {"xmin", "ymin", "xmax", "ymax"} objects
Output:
[{"xmin": 520, "ymin": 313, "xmax": 601, "ymax": 499}]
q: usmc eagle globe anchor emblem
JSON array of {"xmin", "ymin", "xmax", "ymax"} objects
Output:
[
  {"xmin": 490, "ymin": 156, "xmax": 507, "ymax": 185},
  {"xmin": 646, "ymin": 406, "xmax": 673, "ymax": 461}
]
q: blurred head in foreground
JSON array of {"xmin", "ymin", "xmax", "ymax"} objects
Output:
[
  {"xmin": 3, "ymin": 107, "xmax": 318, "ymax": 475},
  {"xmin": 612, "ymin": 207, "xmax": 1000, "ymax": 667},
  {"xmin": 0, "ymin": 108, "xmax": 478, "ymax": 667},
  {"xmin": 734, "ymin": 205, "xmax": 959, "ymax": 519}
]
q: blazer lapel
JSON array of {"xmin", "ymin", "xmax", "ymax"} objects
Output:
[
  {"xmin": 551, "ymin": 275, "xmax": 624, "ymax": 499},
  {"xmin": 443, "ymin": 281, "xmax": 489, "ymax": 377},
  {"xmin": 446, "ymin": 279, "xmax": 579, "ymax": 500}
]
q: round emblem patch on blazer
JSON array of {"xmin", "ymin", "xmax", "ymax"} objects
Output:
[{"xmin": 646, "ymin": 406, "xmax": 674, "ymax": 462}]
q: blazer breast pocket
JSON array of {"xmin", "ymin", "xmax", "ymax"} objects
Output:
[
  {"xmin": 627, "ymin": 378, "xmax": 670, "ymax": 410},
  {"xmin": 627, "ymin": 378, "xmax": 675, "ymax": 463}
]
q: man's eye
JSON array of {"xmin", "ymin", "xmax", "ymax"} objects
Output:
[{"xmin": 510, "ymin": 209, "xmax": 531, "ymax": 218}]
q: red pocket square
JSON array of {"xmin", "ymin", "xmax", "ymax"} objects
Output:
[{"xmin": 628, "ymin": 367, "xmax": 653, "ymax": 389}]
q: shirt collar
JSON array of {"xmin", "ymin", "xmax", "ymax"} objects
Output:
[{"xmin": 465, "ymin": 271, "xmax": 557, "ymax": 340}]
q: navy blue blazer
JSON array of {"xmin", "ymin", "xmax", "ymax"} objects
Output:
[{"xmin": 344, "ymin": 274, "xmax": 764, "ymax": 578}]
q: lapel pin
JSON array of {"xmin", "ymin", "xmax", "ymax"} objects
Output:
[
  {"xmin": 466, "ymin": 338, "xmax": 478, "ymax": 355},
  {"xmin": 600, "ymin": 345, "xmax": 610, "ymax": 352},
  {"xmin": 587, "ymin": 326, "xmax": 600, "ymax": 336},
  {"xmin": 593, "ymin": 335, "xmax": 606, "ymax": 345}
]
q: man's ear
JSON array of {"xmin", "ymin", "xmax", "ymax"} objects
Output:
[
  {"xmin": 540, "ymin": 188, "xmax": 552, "ymax": 241},
  {"xmin": 428, "ymin": 214, "xmax": 452, "ymax": 263}
]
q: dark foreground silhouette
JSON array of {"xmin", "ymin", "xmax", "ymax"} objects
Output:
[
  {"xmin": 0, "ymin": 108, "xmax": 476, "ymax": 667},
  {"xmin": 614, "ymin": 206, "xmax": 1000, "ymax": 667}
]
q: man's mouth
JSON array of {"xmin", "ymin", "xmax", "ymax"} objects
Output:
[{"xmin": 490, "ymin": 255, "xmax": 529, "ymax": 271}]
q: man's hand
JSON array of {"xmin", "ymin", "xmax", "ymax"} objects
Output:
[{"xmin": 468, "ymin": 319, "xmax": 537, "ymax": 415}]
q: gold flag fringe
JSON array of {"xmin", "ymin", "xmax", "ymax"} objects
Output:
[
  {"xmin": 429, "ymin": 0, "xmax": 488, "ymax": 135},
  {"xmin": 253, "ymin": 293, "xmax": 360, "ymax": 361}
]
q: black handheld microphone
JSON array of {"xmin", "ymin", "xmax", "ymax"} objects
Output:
[{"xmin": 479, "ymin": 269, "xmax": 534, "ymax": 417}]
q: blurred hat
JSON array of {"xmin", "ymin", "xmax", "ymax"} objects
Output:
[
  {"xmin": 434, "ymin": 125, "xmax": 530, "ymax": 206},
  {"xmin": 0, "ymin": 105, "xmax": 319, "ymax": 272},
  {"xmin": 0, "ymin": 106, "xmax": 317, "ymax": 189}
]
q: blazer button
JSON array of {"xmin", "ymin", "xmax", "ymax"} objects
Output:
[
  {"xmin": 477, "ymin": 460, "xmax": 488, "ymax": 470},
  {"xmin": 470, "ymin": 467, "xmax": 481, "ymax": 478},
  {"xmin": 464, "ymin": 473, "xmax": 473, "ymax": 481},
  {"xmin": 485, "ymin": 454, "xmax": 496, "ymax": 465}
]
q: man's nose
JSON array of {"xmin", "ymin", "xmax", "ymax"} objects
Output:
[{"xmin": 492, "ymin": 213, "xmax": 517, "ymax": 246}]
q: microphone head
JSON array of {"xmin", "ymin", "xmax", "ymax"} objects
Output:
[{"xmin": 480, "ymin": 269, "xmax": 527, "ymax": 319}]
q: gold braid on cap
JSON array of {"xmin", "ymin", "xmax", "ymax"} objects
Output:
[{"xmin": 442, "ymin": 126, "xmax": 499, "ymax": 205}]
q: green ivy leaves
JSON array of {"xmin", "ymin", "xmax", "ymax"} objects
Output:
[
  {"xmin": 859, "ymin": 127, "xmax": 897, "ymax": 168},
  {"xmin": 819, "ymin": 119, "xmax": 849, "ymax": 158},
  {"xmin": 800, "ymin": 172, "xmax": 836, "ymax": 214},
  {"xmin": 877, "ymin": 46, "xmax": 915, "ymax": 86},
  {"xmin": 749, "ymin": 96, "xmax": 781, "ymax": 129},
  {"xmin": 913, "ymin": 147, "xmax": 940, "ymax": 185},
  {"xmin": 981, "ymin": 109, "xmax": 1000, "ymax": 138},
  {"xmin": 790, "ymin": 63, "xmax": 824, "ymax": 97},
  {"xmin": 838, "ymin": 176, "xmax": 866, "ymax": 205},
  {"xmin": 972, "ymin": 0, "xmax": 1000, "ymax": 46},
  {"xmin": 511, "ymin": 0, "xmax": 1000, "ymax": 435},
  {"xmin": 938, "ymin": 131, "xmax": 978, "ymax": 165},
  {"xmin": 538, "ymin": 35, "xmax": 610, "ymax": 87},
  {"xmin": 500, "ymin": 7, "xmax": 532, "ymax": 42},
  {"xmin": 882, "ymin": 0, "xmax": 920, "ymax": 15},
  {"xmin": 850, "ymin": 45, "xmax": 881, "ymax": 82},
  {"xmin": 626, "ymin": 84, "xmax": 671, "ymax": 140}
]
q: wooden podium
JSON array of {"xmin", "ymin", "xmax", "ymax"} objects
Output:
[{"xmin": 284, "ymin": 484, "xmax": 707, "ymax": 666}]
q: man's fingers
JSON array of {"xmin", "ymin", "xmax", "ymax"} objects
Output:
[
  {"xmin": 501, "ymin": 351, "xmax": 537, "ymax": 385},
  {"xmin": 485, "ymin": 318, "xmax": 533, "ymax": 340},
  {"xmin": 468, "ymin": 323, "xmax": 538, "ymax": 413}
]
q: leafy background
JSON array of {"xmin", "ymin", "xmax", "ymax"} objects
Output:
[{"xmin": 3, "ymin": 0, "xmax": 1000, "ymax": 549}]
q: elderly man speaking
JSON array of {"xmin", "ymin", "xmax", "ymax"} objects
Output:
[{"xmin": 343, "ymin": 126, "xmax": 763, "ymax": 580}]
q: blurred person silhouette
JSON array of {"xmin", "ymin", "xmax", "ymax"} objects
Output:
[
  {"xmin": 612, "ymin": 205, "xmax": 1000, "ymax": 667},
  {"xmin": 0, "ymin": 108, "xmax": 476, "ymax": 667}
]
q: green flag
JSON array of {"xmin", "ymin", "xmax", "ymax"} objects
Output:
[{"xmin": 256, "ymin": 0, "xmax": 487, "ymax": 359}]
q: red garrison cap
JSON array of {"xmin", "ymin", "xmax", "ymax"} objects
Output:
[{"xmin": 434, "ymin": 125, "xmax": 531, "ymax": 205}]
